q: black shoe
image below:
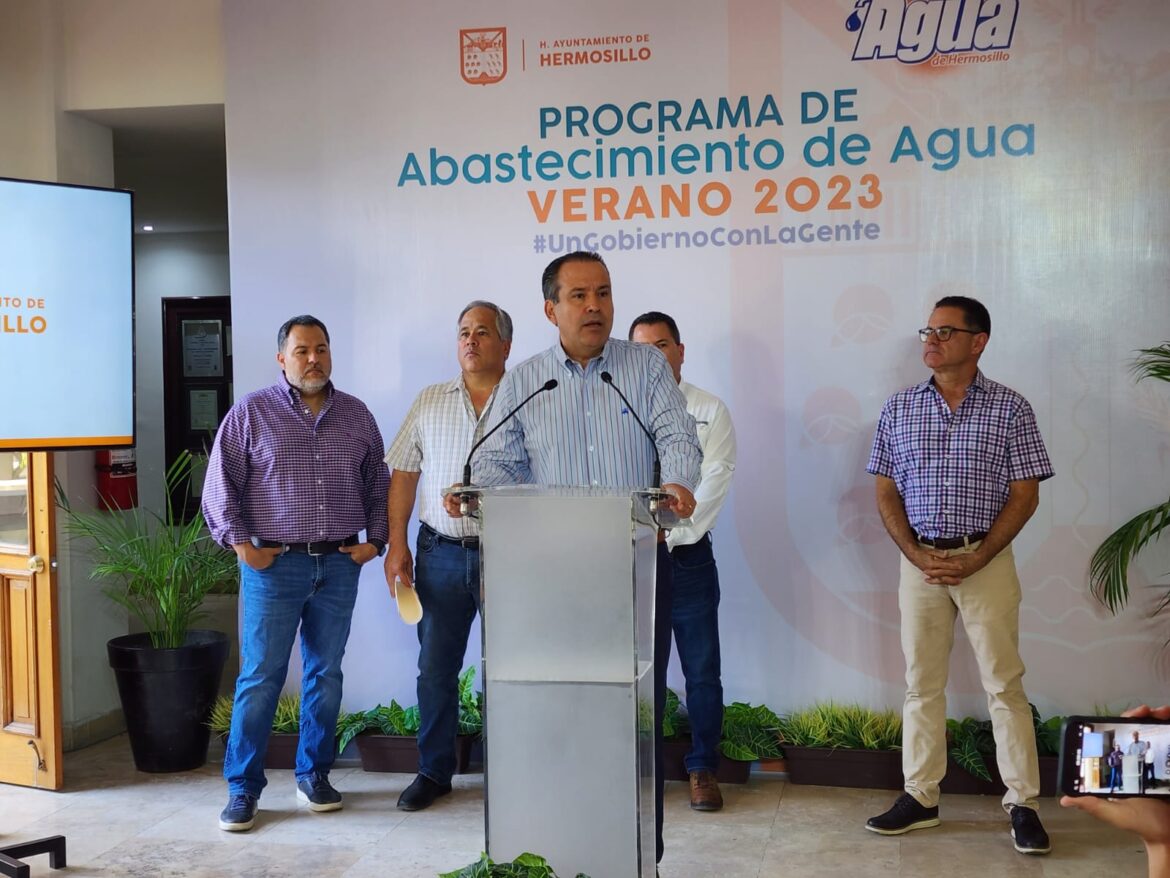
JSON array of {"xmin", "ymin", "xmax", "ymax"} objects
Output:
[
  {"xmin": 296, "ymin": 771, "xmax": 343, "ymax": 812},
  {"xmin": 218, "ymin": 792, "xmax": 259, "ymax": 831},
  {"xmin": 1010, "ymin": 805, "xmax": 1051, "ymax": 855},
  {"xmin": 865, "ymin": 792, "xmax": 940, "ymax": 835},
  {"xmin": 397, "ymin": 773, "xmax": 452, "ymax": 811}
]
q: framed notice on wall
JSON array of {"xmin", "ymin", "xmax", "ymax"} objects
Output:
[
  {"xmin": 182, "ymin": 319, "xmax": 224, "ymax": 377},
  {"xmin": 188, "ymin": 389, "xmax": 220, "ymax": 432}
]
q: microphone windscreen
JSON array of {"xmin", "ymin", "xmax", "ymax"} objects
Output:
[
  {"xmin": 543, "ymin": 378, "xmax": 558, "ymax": 390},
  {"xmin": 600, "ymin": 371, "xmax": 613, "ymax": 383}
]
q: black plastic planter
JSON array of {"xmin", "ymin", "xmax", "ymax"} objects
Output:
[{"xmin": 107, "ymin": 629, "xmax": 229, "ymax": 773}]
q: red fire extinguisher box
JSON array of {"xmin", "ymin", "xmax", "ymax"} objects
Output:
[{"xmin": 95, "ymin": 448, "xmax": 138, "ymax": 510}]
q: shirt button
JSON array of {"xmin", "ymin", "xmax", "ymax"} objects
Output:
[
  {"xmin": 319, "ymin": 505, "xmax": 324, "ymax": 510},
  {"xmin": 586, "ymin": 411, "xmax": 591, "ymax": 417},
  {"xmin": 588, "ymin": 445, "xmax": 594, "ymax": 453},
  {"xmin": 317, "ymin": 479, "xmax": 322, "ymax": 485}
]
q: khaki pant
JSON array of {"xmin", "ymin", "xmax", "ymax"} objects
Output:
[{"xmin": 899, "ymin": 542, "xmax": 1040, "ymax": 811}]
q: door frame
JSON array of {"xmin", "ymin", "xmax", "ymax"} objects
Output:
[{"xmin": 0, "ymin": 451, "xmax": 62, "ymax": 789}]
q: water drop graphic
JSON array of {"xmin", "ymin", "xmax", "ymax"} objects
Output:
[{"xmin": 846, "ymin": 10, "xmax": 863, "ymax": 32}]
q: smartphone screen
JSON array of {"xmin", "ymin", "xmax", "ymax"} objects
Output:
[{"xmin": 1060, "ymin": 716, "xmax": 1170, "ymax": 797}]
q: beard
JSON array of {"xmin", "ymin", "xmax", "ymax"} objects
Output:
[{"xmin": 289, "ymin": 372, "xmax": 329, "ymax": 394}]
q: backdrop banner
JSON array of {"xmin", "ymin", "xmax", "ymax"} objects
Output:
[{"xmin": 224, "ymin": 0, "xmax": 1170, "ymax": 716}]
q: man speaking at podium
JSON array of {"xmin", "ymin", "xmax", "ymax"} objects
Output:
[{"xmin": 446, "ymin": 251, "xmax": 701, "ymax": 864}]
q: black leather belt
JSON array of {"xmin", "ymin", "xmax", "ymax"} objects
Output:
[
  {"xmin": 255, "ymin": 535, "xmax": 360, "ymax": 555},
  {"xmin": 917, "ymin": 532, "xmax": 986, "ymax": 550},
  {"xmin": 421, "ymin": 522, "xmax": 479, "ymax": 549}
]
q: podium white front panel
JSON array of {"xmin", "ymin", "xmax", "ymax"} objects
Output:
[
  {"xmin": 482, "ymin": 490, "xmax": 639, "ymax": 683},
  {"xmin": 478, "ymin": 486, "xmax": 657, "ymax": 878}
]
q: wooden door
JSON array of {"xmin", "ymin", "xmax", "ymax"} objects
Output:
[{"xmin": 0, "ymin": 452, "xmax": 62, "ymax": 788}]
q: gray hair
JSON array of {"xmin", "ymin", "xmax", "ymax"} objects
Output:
[{"xmin": 458, "ymin": 300, "xmax": 513, "ymax": 343}]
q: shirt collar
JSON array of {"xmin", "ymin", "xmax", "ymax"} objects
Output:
[
  {"xmin": 282, "ymin": 377, "xmax": 334, "ymax": 405},
  {"xmin": 555, "ymin": 338, "xmax": 613, "ymax": 372},
  {"xmin": 914, "ymin": 369, "xmax": 988, "ymax": 395}
]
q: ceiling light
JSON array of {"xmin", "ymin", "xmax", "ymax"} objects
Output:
[{"xmin": 142, "ymin": 224, "xmax": 154, "ymax": 231}]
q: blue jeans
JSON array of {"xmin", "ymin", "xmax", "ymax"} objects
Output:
[
  {"xmin": 670, "ymin": 534, "xmax": 723, "ymax": 773},
  {"xmin": 414, "ymin": 523, "xmax": 482, "ymax": 785},
  {"xmin": 224, "ymin": 551, "xmax": 361, "ymax": 797}
]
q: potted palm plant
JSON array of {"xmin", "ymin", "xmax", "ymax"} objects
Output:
[
  {"xmin": 58, "ymin": 451, "xmax": 237, "ymax": 772},
  {"xmin": 1089, "ymin": 344, "xmax": 1170, "ymax": 617}
]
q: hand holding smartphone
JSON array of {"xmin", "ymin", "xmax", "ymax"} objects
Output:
[{"xmin": 1060, "ymin": 716, "xmax": 1170, "ymax": 798}]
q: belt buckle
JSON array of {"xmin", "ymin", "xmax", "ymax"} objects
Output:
[{"xmin": 306, "ymin": 541, "xmax": 327, "ymax": 556}]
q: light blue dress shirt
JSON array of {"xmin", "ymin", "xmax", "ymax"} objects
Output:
[{"xmin": 473, "ymin": 339, "xmax": 701, "ymax": 491}]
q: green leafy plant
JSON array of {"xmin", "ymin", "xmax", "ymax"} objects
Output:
[
  {"xmin": 457, "ymin": 665, "xmax": 484, "ymax": 735},
  {"xmin": 719, "ymin": 702, "xmax": 784, "ymax": 761},
  {"xmin": 1089, "ymin": 343, "xmax": 1170, "ymax": 616},
  {"xmin": 776, "ymin": 703, "xmax": 903, "ymax": 751},
  {"xmin": 439, "ymin": 852, "xmax": 589, "ymax": 878},
  {"xmin": 946, "ymin": 716, "xmax": 995, "ymax": 782},
  {"xmin": 661, "ymin": 688, "xmax": 690, "ymax": 740},
  {"xmin": 663, "ymin": 688, "xmax": 784, "ymax": 761},
  {"xmin": 1034, "ymin": 706, "xmax": 1063, "ymax": 758},
  {"xmin": 336, "ymin": 665, "xmax": 482, "ymax": 753},
  {"xmin": 56, "ymin": 450, "xmax": 238, "ymax": 649},
  {"xmin": 208, "ymin": 693, "xmax": 341, "ymax": 738},
  {"xmin": 336, "ymin": 699, "xmax": 419, "ymax": 752},
  {"xmin": 948, "ymin": 704, "xmax": 1066, "ymax": 781}
]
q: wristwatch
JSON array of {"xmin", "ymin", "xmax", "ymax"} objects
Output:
[{"xmin": 369, "ymin": 538, "xmax": 387, "ymax": 557}]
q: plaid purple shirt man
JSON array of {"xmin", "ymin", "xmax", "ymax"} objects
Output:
[
  {"xmin": 866, "ymin": 370, "xmax": 1053, "ymax": 539},
  {"xmin": 203, "ymin": 381, "xmax": 389, "ymax": 547}
]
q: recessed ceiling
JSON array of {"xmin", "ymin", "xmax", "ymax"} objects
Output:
[{"xmin": 73, "ymin": 104, "xmax": 227, "ymax": 235}]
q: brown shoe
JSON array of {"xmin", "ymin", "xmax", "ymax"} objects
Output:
[{"xmin": 689, "ymin": 770, "xmax": 723, "ymax": 811}]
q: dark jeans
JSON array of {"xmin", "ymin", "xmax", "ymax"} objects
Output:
[
  {"xmin": 654, "ymin": 541, "xmax": 672, "ymax": 864},
  {"xmin": 226, "ymin": 551, "xmax": 361, "ymax": 797},
  {"xmin": 669, "ymin": 534, "xmax": 723, "ymax": 774},
  {"xmin": 414, "ymin": 523, "xmax": 482, "ymax": 785}
]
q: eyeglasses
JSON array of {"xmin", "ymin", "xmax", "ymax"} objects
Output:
[{"xmin": 918, "ymin": 326, "xmax": 982, "ymax": 342}]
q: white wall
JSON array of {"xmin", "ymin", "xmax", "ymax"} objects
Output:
[
  {"xmin": 133, "ymin": 232, "xmax": 231, "ymax": 509},
  {"xmin": 223, "ymin": 0, "xmax": 1170, "ymax": 721}
]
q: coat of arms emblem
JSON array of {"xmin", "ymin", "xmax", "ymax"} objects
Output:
[{"xmin": 460, "ymin": 28, "xmax": 507, "ymax": 85}]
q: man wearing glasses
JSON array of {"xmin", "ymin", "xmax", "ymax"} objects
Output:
[{"xmin": 863, "ymin": 296, "xmax": 1054, "ymax": 855}]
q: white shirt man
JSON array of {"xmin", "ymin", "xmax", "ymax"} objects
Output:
[{"xmin": 630, "ymin": 310, "xmax": 736, "ymax": 813}]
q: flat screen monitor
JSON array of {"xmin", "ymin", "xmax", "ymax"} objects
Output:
[{"xmin": 0, "ymin": 177, "xmax": 134, "ymax": 450}]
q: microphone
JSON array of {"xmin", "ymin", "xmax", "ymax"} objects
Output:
[
  {"xmin": 462, "ymin": 378, "xmax": 558, "ymax": 486},
  {"xmin": 600, "ymin": 371, "xmax": 661, "ymax": 490}
]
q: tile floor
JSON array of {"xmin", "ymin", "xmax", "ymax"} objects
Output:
[{"xmin": 0, "ymin": 736, "xmax": 1152, "ymax": 877}]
